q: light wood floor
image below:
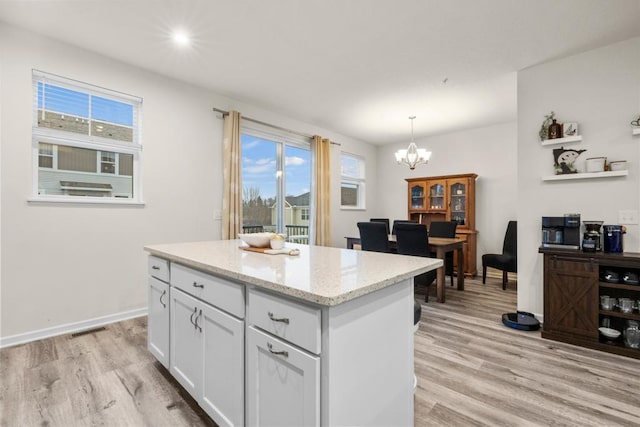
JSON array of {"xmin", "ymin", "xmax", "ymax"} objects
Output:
[
  {"xmin": 1, "ymin": 277, "xmax": 639, "ymax": 426},
  {"xmin": 415, "ymin": 278, "xmax": 640, "ymax": 426}
]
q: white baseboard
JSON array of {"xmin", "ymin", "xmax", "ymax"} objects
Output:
[{"xmin": 0, "ymin": 307, "xmax": 148, "ymax": 349}]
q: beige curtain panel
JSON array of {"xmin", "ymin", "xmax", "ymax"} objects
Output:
[
  {"xmin": 313, "ymin": 135, "xmax": 332, "ymax": 246},
  {"xmin": 222, "ymin": 110, "xmax": 242, "ymax": 240}
]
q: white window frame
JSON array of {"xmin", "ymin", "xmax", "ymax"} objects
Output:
[
  {"xmin": 340, "ymin": 152, "xmax": 366, "ymax": 210},
  {"xmin": 29, "ymin": 70, "xmax": 143, "ymax": 205}
]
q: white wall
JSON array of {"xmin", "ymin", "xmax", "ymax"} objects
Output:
[
  {"xmin": 517, "ymin": 36, "xmax": 640, "ymax": 318},
  {"xmin": 331, "ymin": 143, "xmax": 380, "ymax": 248},
  {"xmin": 0, "ymin": 23, "xmax": 373, "ymax": 341},
  {"xmin": 374, "ymin": 122, "xmax": 518, "ymax": 270}
]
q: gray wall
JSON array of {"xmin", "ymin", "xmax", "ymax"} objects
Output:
[{"xmin": 374, "ymin": 121, "xmax": 519, "ymax": 271}]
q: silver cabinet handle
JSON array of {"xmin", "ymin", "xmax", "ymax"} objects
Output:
[
  {"xmin": 190, "ymin": 306, "xmax": 198, "ymax": 328},
  {"xmin": 151, "ymin": 265, "xmax": 160, "ymax": 270},
  {"xmin": 159, "ymin": 290, "xmax": 166, "ymax": 308},
  {"xmin": 267, "ymin": 342, "xmax": 288, "ymax": 358},
  {"xmin": 192, "ymin": 281, "xmax": 204, "ymax": 288},
  {"xmin": 194, "ymin": 309, "xmax": 202, "ymax": 332},
  {"xmin": 268, "ymin": 312, "xmax": 290, "ymax": 324}
]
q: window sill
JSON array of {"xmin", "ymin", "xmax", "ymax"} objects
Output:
[
  {"xmin": 340, "ymin": 206, "xmax": 366, "ymax": 211},
  {"xmin": 28, "ymin": 196, "xmax": 145, "ymax": 207}
]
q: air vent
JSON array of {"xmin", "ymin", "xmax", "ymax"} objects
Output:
[{"xmin": 71, "ymin": 326, "xmax": 106, "ymax": 338}]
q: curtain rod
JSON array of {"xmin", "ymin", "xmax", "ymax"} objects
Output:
[{"xmin": 213, "ymin": 107, "xmax": 341, "ymax": 146}]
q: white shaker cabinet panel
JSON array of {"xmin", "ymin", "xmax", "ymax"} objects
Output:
[
  {"xmin": 148, "ymin": 277, "xmax": 170, "ymax": 368},
  {"xmin": 246, "ymin": 326, "xmax": 320, "ymax": 427},
  {"xmin": 200, "ymin": 303, "xmax": 244, "ymax": 427},
  {"xmin": 169, "ymin": 287, "xmax": 202, "ymax": 397}
]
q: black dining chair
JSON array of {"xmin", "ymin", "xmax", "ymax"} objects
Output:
[
  {"xmin": 391, "ymin": 219, "xmax": 418, "ymax": 235},
  {"xmin": 428, "ymin": 221, "xmax": 457, "ymax": 287},
  {"xmin": 357, "ymin": 222, "xmax": 391, "ymax": 253},
  {"xmin": 395, "ymin": 223, "xmax": 437, "ymax": 302},
  {"xmin": 482, "ymin": 220, "xmax": 517, "ymax": 290},
  {"xmin": 370, "ymin": 218, "xmax": 390, "ymax": 235}
]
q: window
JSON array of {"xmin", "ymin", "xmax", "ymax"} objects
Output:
[
  {"xmin": 31, "ymin": 70, "xmax": 142, "ymax": 203},
  {"xmin": 241, "ymin": 123, "xmax": 311, "ymax": 243},
  {"xmin": 340, "ymin": 152, "xmax": 366, "ymax": 209}
]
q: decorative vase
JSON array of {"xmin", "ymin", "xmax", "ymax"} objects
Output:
[{"xmin": 548, "ymin": 119, "xmax": 562, "ymax": 139}]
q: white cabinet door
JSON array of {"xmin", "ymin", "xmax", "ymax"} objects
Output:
[
  {"xmin": 148, "ymin": 277, "xmax": 170, "ymax": 368},
  {"xmin": 200, "ymin": 303, "xmax": 244, "ymax": 427},
  {"xmin": 169, "ymin": 287, "xmax": 202, "ymax": 397},
  {"xmin": 247, "ymin": 326, "xmax": 320, "ymax": 427}
]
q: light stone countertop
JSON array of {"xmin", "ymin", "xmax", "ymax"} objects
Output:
[{"xmin": 144, "ymin": 239, "xmax": 442, "ymax": 306}]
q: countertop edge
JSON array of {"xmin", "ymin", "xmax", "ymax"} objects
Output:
[{"xmin": 145, "ymin": 246, "xmax": 441, "ymax": 306}]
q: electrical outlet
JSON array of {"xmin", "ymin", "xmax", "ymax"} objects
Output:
[
  {"xmin": 213, "ymin": 210, "xmax": 222, "ymax": 221},
  {"xmin": 618, "ymin": 210, "xmax": 638, "ymax": 225}
]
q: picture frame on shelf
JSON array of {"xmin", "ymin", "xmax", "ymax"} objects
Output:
[{"xmin": 563, "ymin": 122, "xmax": 578, "ymax": 137}]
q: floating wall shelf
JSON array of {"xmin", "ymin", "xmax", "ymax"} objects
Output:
[
  {"xmin": 542, "ymin": 170, "xmax": 628, "ymax": 181},
  {"xmin": 540, "ymin": 135, "xmax": 583, "ymax": 146}
]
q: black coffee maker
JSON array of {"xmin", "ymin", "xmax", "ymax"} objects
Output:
[
  {"xmin": 582, "ymin": 221, "xmax": 603, "ymax": 252},
  {"xmin": 541, "ymin": 214, "xmax": 581, "ymax": 249}
]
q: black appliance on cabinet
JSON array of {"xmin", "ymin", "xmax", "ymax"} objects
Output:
[
  {"xmin": 541, "ymin": 214, "xmax": 581, "ymax": 250},
  {"xmin": 582, "ymin": 221, "xmax": 603, "ymax": 252}
]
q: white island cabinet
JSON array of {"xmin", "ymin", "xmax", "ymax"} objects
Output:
[
  {"xmin": 147, "ymin": 256, "xmax": 170, "ymax": 368},
  {"xmin": 145, "ymin": 240, "xmax": 441, "ymax": 427}
]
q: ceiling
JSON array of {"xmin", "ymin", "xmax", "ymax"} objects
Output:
[{"xmin": 1, "ymin": 0, "xmax": 639, "ymax": 145}]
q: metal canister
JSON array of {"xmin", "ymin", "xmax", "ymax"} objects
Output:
[{"xmin": 603, "ymin": 225, "xmax": 624, "ymax": 253}]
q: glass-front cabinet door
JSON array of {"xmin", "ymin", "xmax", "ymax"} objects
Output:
[
  {"xmin": 449, "ymin": 180, "xmax": 467, "ymax": 226},
  {"xmin": 409, "ymin": 182, "xmax": 426, "ymax": 210},
  {"xmin": 428, "ymin": 182, "xmax": 446, "ymax": 211}
]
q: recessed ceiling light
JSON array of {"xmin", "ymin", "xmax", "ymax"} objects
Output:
[{"xmin": 172, "ymin": 31, "xmax": 190, "ymax": 46}]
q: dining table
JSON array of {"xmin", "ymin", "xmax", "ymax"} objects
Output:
[{"xmin": 345, "ymin": 235, "xmax": 465, "ymax": 303}]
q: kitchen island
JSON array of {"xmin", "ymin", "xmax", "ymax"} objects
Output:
[{"xmin": 145, "ymin": 239, "xmax": 441, "ymax": 427}]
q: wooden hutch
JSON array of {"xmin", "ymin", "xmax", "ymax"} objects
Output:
[{"xmin": 405, "ymin": 173, "xmax": 478, "ymax": 277}]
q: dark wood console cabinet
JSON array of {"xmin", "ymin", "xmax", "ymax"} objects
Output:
[{"xmin": 540, "ymin": 248, "xmax": 640, "ymax": 360}]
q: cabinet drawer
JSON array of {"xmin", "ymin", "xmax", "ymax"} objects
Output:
[
  {"xmin": 172, "ymin": 263, "xmax": 244, "ymax": 319},
  {"xmin": 246, "ymin": 326, "xmax": 320, "ymax": 427},
  {"xmin": 148, "ymin": 256, "xmax": 170, "ymax": 282},
  {"xmin": 248, "ymin": 289, "xmax": 321, "ymax": 354}
]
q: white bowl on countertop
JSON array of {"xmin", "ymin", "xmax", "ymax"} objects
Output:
[{"xmin": 238, "ymin": 232, "xmax": 275, "ymax": 248}]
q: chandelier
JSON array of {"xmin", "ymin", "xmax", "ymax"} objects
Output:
[{"xmin": 394, "ymin": 116, "xmax": 431, "ymax": 170}]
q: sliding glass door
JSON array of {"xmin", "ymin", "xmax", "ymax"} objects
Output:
[{"xmin": 241, "ymin": 127, "xmax": 311, "ymax": 243}]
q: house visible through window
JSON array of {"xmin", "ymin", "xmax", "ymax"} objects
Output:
[
  {"xmin": 38, "ymin": 143, "xmax": 54, "ymax": 168},
  {"xmin": 32, "ymin": 70, "xmax": 142, "ymax": 202},
  {"xmin": 340, "ymin": 152, "xmax": 366, "ymax": 209},
  {"xmin": 240, "ymin": 123, "xmax": 311, "ymax": 243}
]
